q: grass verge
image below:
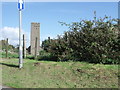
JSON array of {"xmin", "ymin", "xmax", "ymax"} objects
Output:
[{"xmin": 1, "ymin": 58, "xmax": 119, "ymax": 88}]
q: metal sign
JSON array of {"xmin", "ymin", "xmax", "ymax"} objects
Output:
[{"xmin": 18, "ymin": 0, "xmax": 24, "ymax": 10}]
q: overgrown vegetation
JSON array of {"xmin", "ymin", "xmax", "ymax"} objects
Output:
[
  {"xmin": 41, "ymin": 13, "xmax": 119, "ymax": 64},
  {"xmin": 0, "ymin": 52, "xmax": 18, "ymax": 58},
  {"xmin": 0, "ymin": 39, "xmax": 19, "ymax": 53}
]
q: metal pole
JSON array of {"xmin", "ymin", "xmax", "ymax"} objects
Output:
[{"xmin": 19, "ymin": 10, "xmax": 23, "ymax": 68}]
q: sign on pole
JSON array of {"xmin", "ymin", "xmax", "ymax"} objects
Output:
[
  {"xmin": 18, "ymin": 0, "xmax": 24, "ymax": 68},
  {"xmin": 18, "ymin": 0, "xmax": 24, "ymax": 11}
]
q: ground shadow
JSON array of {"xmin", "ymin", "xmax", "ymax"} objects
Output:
[{"xmin": 0, "ymin": 63, "xmax": 19, "ymax": 68}]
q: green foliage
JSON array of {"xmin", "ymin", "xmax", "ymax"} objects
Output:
[
  {"xmin": 37, "ymin": 50, "xmax": 57, "ymax": 61},
  {"xmin": 42, "ymin": 40, "xmax": 51, "ymax": 52},
  {"xmin": 42, "ymin": 14, "xmax": 119, "ymax": 64},
  {"xmin": 0, "ymin": 52, "xmax": 18, "ymax": 58},
  {"xmin": 0, "ymin": 40, "xmax": 6, "ymax": 51},
  {"xmin": 0, "ymin": 39, "xmax": 18, "ymax": 53}
]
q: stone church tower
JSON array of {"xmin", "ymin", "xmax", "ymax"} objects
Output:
[{"xmin": 30, "ymin": 22, "xmax": 40, "ymax": 55}]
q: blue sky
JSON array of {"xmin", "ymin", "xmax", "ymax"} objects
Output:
[{"xmin": 2, "ymin": 2, "xmax": 118, "ymax": 47}]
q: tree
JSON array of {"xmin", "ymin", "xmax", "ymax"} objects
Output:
[{"xmin": 42, "ymin": 14, "xmax": 119, "ymax": 64}]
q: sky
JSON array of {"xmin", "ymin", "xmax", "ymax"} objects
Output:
[{"xmin": 1, "ymin": 2, "xmax": 118, "ymax": 47}]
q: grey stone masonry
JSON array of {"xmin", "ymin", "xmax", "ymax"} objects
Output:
[{"xmin": 30, "ymin": 22, "xmax": 40, "ymax": 55}]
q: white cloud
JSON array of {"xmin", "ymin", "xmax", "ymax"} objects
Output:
[
  {"xmin": 1, "ymin": 27, "xmax": 19, "ymax": 40},
  {"xmin": 0, "ymin": 26, "xmax": 30, "ymax": 47},
  {"xmin": 0, "ymin": 26, "xmax": 58, "ymax": 47}
]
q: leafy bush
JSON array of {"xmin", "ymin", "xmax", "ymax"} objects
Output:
[
  {"xmin": 42, "ymin": 13, "xmax": 119, "ymax": 64},
  {"xmin": 37, "ymin": 50, "xmax": 58, "ymax": 61}
]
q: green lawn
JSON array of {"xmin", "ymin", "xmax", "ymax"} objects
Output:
[
  {"xmin": 0, "ymin": 52, "xmax": 18, "ymax": 58},
  {"xmin": 1, "ymin": 58, "xmax": 119, "ymax": 88}
]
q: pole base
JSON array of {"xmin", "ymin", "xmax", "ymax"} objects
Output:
[{"xmin": 19, "ymin": 63, "xmax": 23, "ymax": 68}]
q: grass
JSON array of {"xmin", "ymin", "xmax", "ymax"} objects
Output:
[
  {"xmin": 1, "ymin": 58, "xmax": 119, "ymax": 88},
  {"xmin": 0, "ymin": 52, "xmax": 18, "ymax": 58}
]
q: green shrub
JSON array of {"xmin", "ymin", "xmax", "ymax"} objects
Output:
[
  {"xmin": 37, "ymin": 50, "xmax": 57, "ymax": 61},
  {"xmin": 42, "ymin": 13, "xmax": 119, "ymax": 64}
]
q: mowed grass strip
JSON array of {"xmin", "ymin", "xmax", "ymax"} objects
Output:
[{"xmin": 1, "ymin": 58, "xmax": 118, "ymax": 88}]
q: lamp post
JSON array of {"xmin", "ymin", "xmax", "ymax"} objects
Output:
[{"xmin": 18, "ymin": 0, "xmax": 24, "ymax": 68}]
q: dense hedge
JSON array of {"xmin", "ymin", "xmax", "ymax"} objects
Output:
[{"xmin": 41, "ymin": 15, "xmax": 119, "ymax": 64}]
